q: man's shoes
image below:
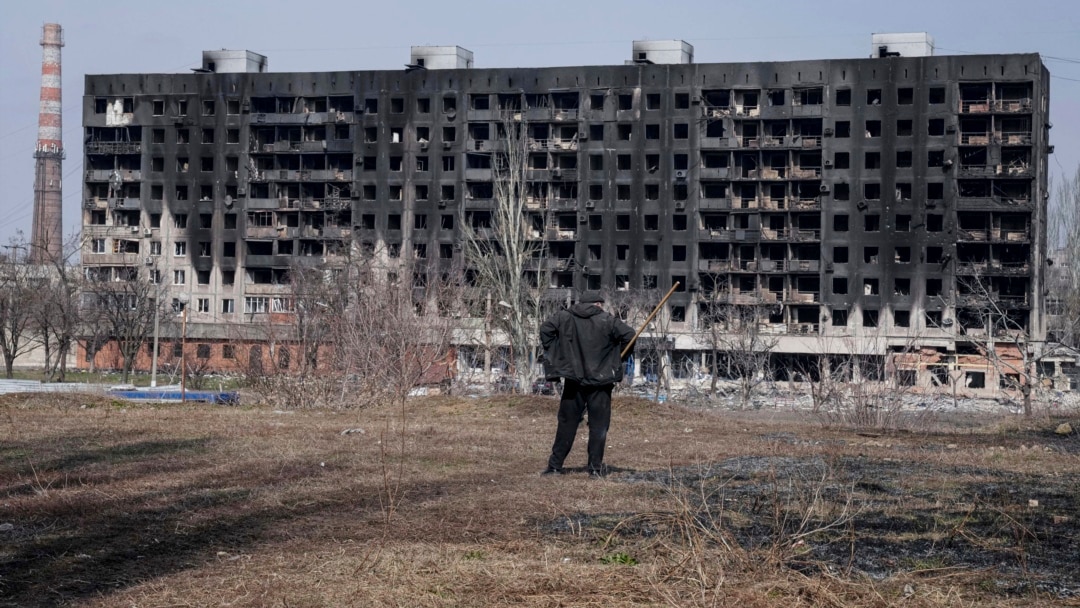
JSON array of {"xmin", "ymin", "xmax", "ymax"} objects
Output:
[
  {"xmin": 541, "ymin": 467, "xmax": 564, "ymax": 476},
  {"xmin": 588, "ymin": 466, "xmax": 608, "ymax": 479}
]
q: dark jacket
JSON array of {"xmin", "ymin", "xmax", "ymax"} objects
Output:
[{"xmin": 539, "ymin": 303, "xmax": 635, "ymax": 386}]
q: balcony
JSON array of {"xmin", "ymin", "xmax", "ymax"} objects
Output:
[
  {"xmin": 699, "ymin": 167, "xmax": 731, "ymax": 179},
  {"xmin": 789, "ymin": 167, "xmax": 822, "ymax": 179},
  {"xmin": 959, "ymin": 132, "xmax": 991, "ymax": 145},
  {"xmin": 83, "ymin": 197, "xmax": 109, "ymax": 210},
  {"xmin": 546, "ymin": 228, "xmax": 577, "ymax": 241},
  {"xmin": 464, "ymin": 168, "xmax": 494, "ymax": 181},
  {"xmin": 791, "ymin": 103, "xmax": 823, "ymax": 117},
  {"xmin": 700, "ymin": 228, "xmax": 735, "ymax": 242},
  {"xmin": 697, "ymin": 259, "xmax": 733, "ymax": 272},
  {"xmin": 787, "ymin": 291, "xmax": 820, "ymax": 304},
  {"xmin": 992, "ymin": 98, "xmax": 1032, "ymax": 113},
  {"xmin": 996, "ymin": 132, "xmax": 1033, "ymax": 145},
  {"xmin": 699, "ymin": 198, "xmax": 732, "ymax": 210},
  {"xmin": 958, "ymin": 164, "xmax": 997, "ymax": 177},
  {"xmin": 85, "ymin": 169, "xmax": 142, "ymax": 182},
  {"xmin": 550, "ymin": 168, "xmax": 578, "ymax": 181},
  {"xmin": 959, "ymin": 100, "xmax": 991, "ymax": 114},
  {"xmin": 790, "ymin": 229, "xmax": 820, "ymax": 242},
  {"xmin": 797, "ymin": 136, "xmax": 822, "ymax": 148},
  {"xmin": 552, "ymin": 109, "xmax": 579, "ymax": 122},
  {"xmin": 785, "ymin": 322, "xmax": 820, "ymax": 335},
  {"xmin": 991, "ymin": 229, "xmax": 1030, "ymax": 243},
  {"xmin": 321, "ymin": 226, "xmax": 352, "ymax": 239},
  {"xmin": 793, "ymin": 197, "xmax": 822, "ymax": 210},
  {"xmin": 252, "ymin": 112, "xmax": 331, "ymax": 124},
  {"xmin": 86, "ymin": 141, "xmax": 141, "ymax": 155},
  {"xmin": 245, "ymin": 226, "xmax": 278, "ymax": 239},
  {"xmin": 701, "ymin": 136, "xmax": 736, "ymax": 149},
  {"xmin": 524, "ymin": 196, "xmax": 549, "ymax": 210}
]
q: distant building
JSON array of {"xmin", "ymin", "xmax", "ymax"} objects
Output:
[{"xmin": 80, "ymin": 36, "xmax": 1061, "ymax": 391}]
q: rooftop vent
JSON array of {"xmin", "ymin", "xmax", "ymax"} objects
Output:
[
  {"xmin": 870, "ymin": 33, "xmax": 934, "ymax": 58},
  {"xmin": 628, "ymin": 40, "xmax": 693, "ymax": 65},
  {"xmin": 199, "ymin": 50, "xmax": 268, "ymax": 73},
  {"xmin": 409, "ymin": 46, "xmax": 474, "ymax": 70}
]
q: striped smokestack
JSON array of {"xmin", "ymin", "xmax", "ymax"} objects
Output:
[{"xmin": 30, "ymin": 22, "xmax": 65, "ymax": 263}]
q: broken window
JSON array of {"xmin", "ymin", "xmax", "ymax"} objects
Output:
[
  {"xmin": 616, "ymin": 214, "xmax": 630, "ymax": 230},
  {"xmin": 673, "ymin": 123, "xmax": 689, "ymax": 139},
  {"xmin": 897, "ymin": 119, "xmax": 913, "ymax": 137},
  {"xmin": 202, "ymin": 99, "xmax": 215, "ymax": 116},
  {"xmin": 865, "ymin": 215, "xmax": 880, "ymax": 232},
  {"xmin": 833, "ymin": 277, "xmax": 848, "ymax": 294},
  {"xmin": 896, "ymin": 150, "xmax": 912, "ymax": 167},
  {"xmin": 470, "ymin": 94, "xmax": 489, "ymax": 110},
  {"xmin": 618, "ymin": 94, "xmax": 633, "ymax": 110},
  {"xmin": 617, "ymin": 124, "xmax": 632, "ymax": 140},
  {"xmin": 928, "ymin": 87, "xmax": 945, "ymax": 104},
  {"xmin": 895, "ymin": 247, "xmax": 911, "ymax": 263},
  {"xmin": 864, "ymin": 183, "xmax": 881, "ymax": 200},
  {"xmin": 927, "ymin": 183, "xmax": 944, "ymax": 200},
  {"xmin": 768, "ymin": 89, "xmax": 786, "ymax": 106},
  {"xmin": 832, "ymin": 309, "xmax": 849, "ymax": 326},
  {"xmin": 645, "ymin": 123, "xmax": 660, "ymax": 140},
  {"xmin": 894, "ymin": 278, "xmax": 910, "ymax": 295},
  {"xmin": 865, "ymin": 152, "xmax": 881, "ymax": 169},
  {"xmin": 835, "ymin": 89, "xmax": 851, "ymax": 106},
  {"xmin": 894, "ymin": 310, "xmax": 910, "ymax": 327},
  {"xmin": 928, "ymin": 119, "xmax": 945, "ymax": 136},
  {"xmin": 833, "ymin": 214, "xmax": 849, "ymax": 232},
  {"xmin": 795, "ymin": 88, "xmax": 823, "ymax": 105},
  {"xmin": 863, "ymin": 310, "xmax": 879, "ymax": 328},
  {"xmin": 897, "ymin": 88, "xmax": 914, "ymax": 105},
  {"xmin": 833, "ymin": 246, "xmax": 849, "ymax": 264},
  {"xmin": 926, "ymin": 278, "xmax": 943, "ymax": 296},
  {"xmin": 866, "ymin": 89, "xmax": 882, "ymax": 105},
  {"xmin": 834, "ymin": 121, "xmax": 850, "ymax": 138},
  {"xmin": 865, "ymin": 120, "xmax": 882, "ymax": 137},
  {"xmin": 864, "ymin": 247, "xmax": 878, "ymax": 264}
]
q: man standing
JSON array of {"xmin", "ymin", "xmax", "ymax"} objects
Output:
[{"xmin": 539, "ymin": 291, "xmax": 635, "ymax": 478}]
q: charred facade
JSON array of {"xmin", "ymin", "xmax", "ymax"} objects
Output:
[{"xmin": 81, "ymin": 43, "xmax": 1055, "ymax": 390}]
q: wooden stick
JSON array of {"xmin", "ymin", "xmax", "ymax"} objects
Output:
[{"xmin": 621, "ymin": 282, "xmax": 680, "ymax": 358}]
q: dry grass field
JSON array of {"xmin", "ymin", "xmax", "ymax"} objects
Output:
[{"xmin": 1, "ymin": 392, "xmax": 1078, "ymax": 607}]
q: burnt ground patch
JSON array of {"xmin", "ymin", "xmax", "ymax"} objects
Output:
[{"xmin": 547, "ymin": 455, "xmax": 1080, "ymax": 600}]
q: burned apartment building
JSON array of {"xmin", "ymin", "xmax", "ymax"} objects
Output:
[{"xmin": 81, "ymin": 37, "xmax": 1063, "ymax": 391}]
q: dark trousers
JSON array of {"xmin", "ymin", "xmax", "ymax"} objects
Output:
[{"xmin": 547, "ymin": 381, "xmax": 613, "ymax": 472}]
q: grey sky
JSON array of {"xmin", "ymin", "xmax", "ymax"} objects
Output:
[{"xmin": 1, "ymin": 0, "xmax": 1077, "ymax": 244}]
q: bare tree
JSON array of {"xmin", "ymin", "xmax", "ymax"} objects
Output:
[
  {"xmin": 81, "ymin": 266, "xmax": 168, "ymax": 383},
  {"xmin": 954, "ymin": 272, "xmax": 1063, "ymax": 416},
  {"xmin": 607, "ymin": 286, "xmax": 676, "ymax": 401},
  {"xmin": 460, "ymin": 107, "xmax": 550, "ymax": 393},
  {"xmin": 28, "ymin": 232, "xmax": 83, "ymax": 381},
  {"xmin": 1047, "ymin": 165, "xmax": 1080, "ymax": 349},
  {"xmin": 705, "ymin": 301, "xmax": 779, "ymax": 409},
  {"xmin": 800, "ymin": 330, "xmax": 930, "ymax": 431},
  {"xmin": 0, "ymin": 236, "xmax": 39, "ymax": 378}
]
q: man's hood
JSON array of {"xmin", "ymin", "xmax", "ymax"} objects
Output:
[{"xmin": 570, "ymin": 303, "xmax": 603, "ymax": 318}]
